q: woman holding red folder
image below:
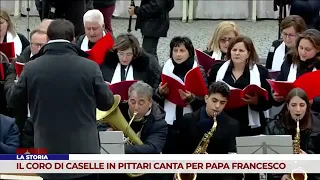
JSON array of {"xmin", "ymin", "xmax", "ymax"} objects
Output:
[
  {"xmin": 208, "ymin": 35, "xmax": 273, "ymax": 180},
  {"xmin": 273, "ymin": 29, "xmax": 320, "ymax": 112},
  {"xmin": 154, "ymin": 36, "xmax": 208, "ymax": 156},
  {"xmin": 265, "ymin": 88, "xmax": 320, "ymax": 180},
  {"xmin": 100, "ymin": 33, "xmax": 160, "ymax": 94}
]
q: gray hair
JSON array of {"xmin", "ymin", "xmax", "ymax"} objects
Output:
[
  {"xmin": 128, "ymin": 81, "xmax": 153, "ymax": 100},
  {"xmin": 83, "ymin": 9, "xmax": 104, "ymax": 26}
]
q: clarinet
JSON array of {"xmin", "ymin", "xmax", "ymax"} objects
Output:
[{"xmin": 127, "ymin": 0, "xmax": 135, "ymax": 33}]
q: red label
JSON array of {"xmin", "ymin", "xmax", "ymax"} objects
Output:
[{"xmin": 16, "ymin": 148, "xmax": 48, "ymax": 154}]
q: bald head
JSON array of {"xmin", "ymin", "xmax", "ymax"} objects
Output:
[{"xmin": 38, "ymin": 19, "xmax": 53, "ymax": 32}]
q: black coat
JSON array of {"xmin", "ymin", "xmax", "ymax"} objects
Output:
[
  {"xmin": 134, "ymin": 0, "xmax": 174, "ymax": 37},
  {"xmin": 100, "ymin": 51, "xmax": 161, "ymax": 92},
  {"xmin": 0, "ymin": 52, "xmax": 11, "ymax": 117},
  {"xmin": 6, "ymin": 41, "xmax": 114, "ymax": 180},
  {"xmin": 4, "ymin": 46, "xmax": 31, "ymax": 131},
  {"xmin": 265, "ymin": 111, "xmax": 320, "ymax": 180},
  {"xmin": 173, "ymin": 108, "xmax": 240, "ymax": 180}
]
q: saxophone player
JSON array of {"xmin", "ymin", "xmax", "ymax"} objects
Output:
[
  {"xmin": 171, "ymin": 82, "xmax": 240, "ymax": 180},
  {"xmin": 265, "ymin": 88, "xmax": 320, "ymax": 180}
]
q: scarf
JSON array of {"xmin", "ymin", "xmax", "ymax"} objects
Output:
[
  {"xmin": 80, "ymin": 31, "xmax": 106, "ymax": 51},
  {"xmin": 6, "ymin": 32, "xmax": 22, "ymax": 56},
  {"xmin": 287, "ymin": 64, "xmax": 317, "ymax": 82},
  {"xmin": 272, "ymin": 42, "xmax": 286, "ymax": 71},
  {"xmin": 162, "ymin": 59, "xmax": 197, "ymax": 125},
  {"xmin": 211, "ymin": 50, "xmax": 222, "ymax": 60},
  {"xmin": 110, "ymin": 63, "xmax": 134, "ymax": 84},
  {"xmin": 216, "ymin": 60, "xmax": 261, "ymax": 128}
]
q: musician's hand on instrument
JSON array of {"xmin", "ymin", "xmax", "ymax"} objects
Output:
[
  {"xmin": 178, "ymin": 89, "xmax": 193, "ymax": 101},
  {"xmin": 128, "ymin": 6, "xmax": 135, "ymax": 16},
  {"xmin": 273, "ymin": 92, "xmax": 284, "ymax": 102},
  {"xmin": 281, "ymin": 174, "xmax": 291, "ymax": 180},
  {"xmin": 159, "ymin": 82, "xmax": 169, "ymax": 95},
  {"xmin": 242, "ymin": 93, "xmax": 258, "ymax": 105}
]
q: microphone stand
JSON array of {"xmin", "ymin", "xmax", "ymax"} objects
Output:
[{"xmin": 127, "ymin": 0, "xmax": 135, "ymax": 33}]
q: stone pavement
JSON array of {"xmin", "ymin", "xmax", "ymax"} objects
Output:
[{"xmin": 13, "ymin": 16, "xmax": 278, "ymax": 65}]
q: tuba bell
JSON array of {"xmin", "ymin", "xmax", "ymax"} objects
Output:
[{"xmin": 96, "ymin": 95, "xmax": 144, "ymax": 178}]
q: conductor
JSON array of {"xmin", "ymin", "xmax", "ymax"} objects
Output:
[{"xmin": 6, "ymin": 19, "xmax": 114, "ymax": 180}]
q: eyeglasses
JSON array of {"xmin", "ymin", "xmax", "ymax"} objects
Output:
[
  {"xmin": 281, "ymin": 32, "xmax": 298, "ymax": 39},
  {"xmin": 220, "ymin": 38, "xmax": 233, "ymax": 43},
  {"xmin": 117, "ymin": 52, "xmax": 133, "ymax": 57}
]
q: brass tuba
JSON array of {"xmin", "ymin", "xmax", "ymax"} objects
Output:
[
  {"xmin": 96, "ymin": 95, "xmax": 144, "ymax": 178},
  {"xmin": 290, "ymin": 117, "xmax": 308, "ymax": 180},
  {"xmin": 174, "ymin": 112, "xmax": 218, "ymax": 180}
]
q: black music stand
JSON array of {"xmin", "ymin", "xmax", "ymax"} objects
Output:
[{"xmin": 274, "ymin": 0, "xmax": 288, "ymax": 39}]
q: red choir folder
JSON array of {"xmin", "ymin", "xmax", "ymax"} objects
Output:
[
  {"xmin": 108, "ymin": 80, "xmax": 138, "ymax": 101},
  {"xmin": 225, "ymin": 84, "xmax": 268, "ymax": 110},
  {"xmin": 268, "ymin": 70, "xmax": 280, "ymax": 80},
  {"xmin": 161, "ymin": 67, "xmax": 208, "ymax": 107},
  {"xmin": 15, "ymin": 61, "xmax": 25, "ymax": 78},
  {"xmin": 267, "ymin": 70, "xmax": 320, "ymax": 99},
  {"xmin": 0, "ymin": 42, "xmax": 15, "ymax": 61},
  {"xmin": 87, "ymin": 32, "xmax": 114, "ymax": 65},
  {"xmin": 195, "ymin": 49, "xmax": 224, "ymax": 73}
]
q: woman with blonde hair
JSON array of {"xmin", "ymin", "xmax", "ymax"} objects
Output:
[
  {"xmin": 0, "ymin": 10, "xmax": 29, "ymax": 56},
  {"xmin": 204, "ymin": 21, "xmax": 239, "ymax": 60}
]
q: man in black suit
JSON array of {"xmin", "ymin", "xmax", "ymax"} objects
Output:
[
  {"xmin": 172, "ymin": 81, "xmax": 240, "ymax": 180},
  {"xmin": 6, "ymin": 19, "xmax": 114, "ymax": 180}
]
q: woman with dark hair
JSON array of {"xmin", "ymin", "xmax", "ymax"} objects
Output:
[
  {"xmin": 265, "ymin": 88, "xmax": 320, "ymax": 180},
  {"xmin": 274, "ymin": 29, "xmax": 320, "ymax": 112},
  {"xmin": 266, "ymin": 15, "xmax": 307, "ymax": 71},
  {"xmin": 100, "ymin": 33, "xmax": 160, "ymax": 92},
  {"xmin": 154, "ymin": 36, "xmax": 207, "ymax": 154}
]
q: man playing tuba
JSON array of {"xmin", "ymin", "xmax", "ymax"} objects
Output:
[{"xmin": 104, "ymin": 81, "xmax": 167, "ymax": 180}]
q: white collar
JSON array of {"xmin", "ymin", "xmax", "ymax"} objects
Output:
[{"xmin": 47, "ymin": 39, "xmax": 71, "ymax": 44}]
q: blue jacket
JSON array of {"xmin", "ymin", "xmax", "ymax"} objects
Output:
[{"xmin": 0, "ymin": 114, "xmax": 20, "ymax": 154}]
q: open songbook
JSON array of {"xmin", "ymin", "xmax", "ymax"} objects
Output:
[
  {"xmin": 221, "ymin": 82, "xmax": 268, "ymax": 109},
  {"xmin": 194, "ymin": 49, "xmax": 224, "ymax": 74},
  {"xmin": 15, "ymin": 61, "xmax": 25, "ymax": 78},
  {"xmin": 161, "ymin": 67, "xmax": 207, "ymax": 107},
  {"xmin": 106, "ymin": 80, "xmax": 138, "ymax": 101},
  {"xmin": 267, "ymin": 70, "xmax": 320, "ymax": 99}
]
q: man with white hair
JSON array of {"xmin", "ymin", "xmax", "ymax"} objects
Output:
[{"xmin": 75, "ymin": 9, "xmax": 112, "ymax": 51}]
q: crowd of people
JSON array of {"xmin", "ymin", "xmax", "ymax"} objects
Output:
[{"xmin": 0, "ymin": 0, "xmax": 320, "ymax": 180}]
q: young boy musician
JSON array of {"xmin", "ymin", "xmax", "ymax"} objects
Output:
[{"xmin": 173, "ymin": 81, "xmax": 240, "ymax": 180}]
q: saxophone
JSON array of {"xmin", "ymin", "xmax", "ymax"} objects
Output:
[
  {"xmin": 174, "ymin": 112, "xmax": 218, "ymax": 180},
  {"xmin": 291, "ymin": 117, "xmax": 308, "ymax": 180}
]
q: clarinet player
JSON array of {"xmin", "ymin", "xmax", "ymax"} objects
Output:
[{"xmin": 171, "ymin": 82, "xmax": 240, "ymax": 180}]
